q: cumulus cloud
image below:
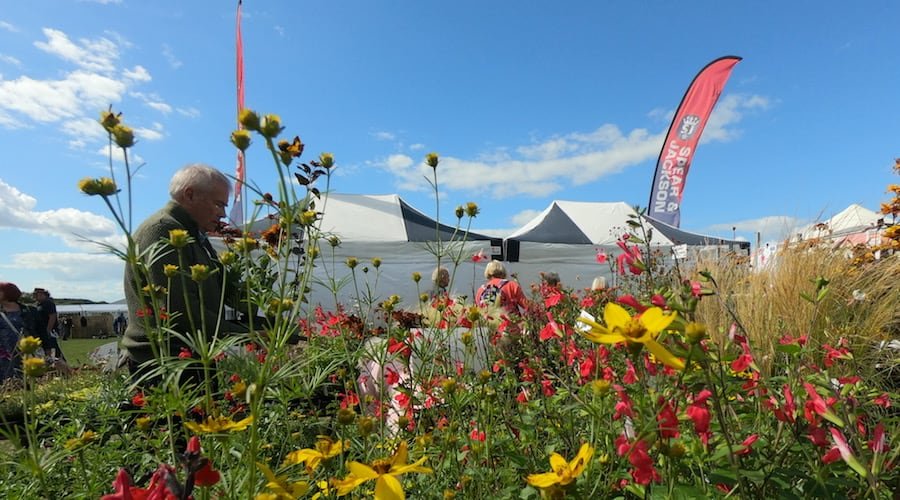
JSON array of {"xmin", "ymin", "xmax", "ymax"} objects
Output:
[
  {"xmin": 94, "ymin": 145, "xmax": 145, "ymax": 166},
  {"xmin": 0, "ymin": 177, "xmax": 124, "ymax": 249},
  {"xmin": 34, "ymin": 28, "xmax": 119, "ymax": 74},
  {"xmin": 6, "ymin": 251, "xmax": 125, "ymax": 301},
  {"xmin": 511, "ymin": 209, "xmax": 541, "ymax": 227},
  {"xmin": 707, "ymin": 215, "xmax": 803, "ymax": 243},
  {"xmin": 375, "ymin": 94, "xmax": 767, "ymax": 200},
  {"xmin": 134, "ymin": 122, "xmax": 164, "ymax": 141},
  {"xmin": 372, "ymin": 131, "xmax": 395, "ymax": 141},
  {"xmin": 61, "ymin": 116, "xmax": 107, "ymax": 147},
  {"xmin": 123, "ymin": 65, "xmax": 151, "ymax": 82},
  {"xmin": 177, "ymin": 106, "xmax": 200, "ymax": 118}
]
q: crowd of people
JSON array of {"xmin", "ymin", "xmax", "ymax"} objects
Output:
[{"xmin": 0, "ymin": 284, "xmax": 67, "ymax": 385}]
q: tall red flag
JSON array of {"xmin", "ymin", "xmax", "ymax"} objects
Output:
[
  {"xmin": 229, "ymin": 0, "xmax": 246, "ymax": 226},
  {"xmin": 647, "ymin": 56, "xmax": 741, "ymax": 227}
]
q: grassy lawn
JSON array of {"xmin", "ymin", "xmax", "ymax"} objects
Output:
[{"xmin": 59, "ymin": 337, "xmax": 119, "ymax": 366}]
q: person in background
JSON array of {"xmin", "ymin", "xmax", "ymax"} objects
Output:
[
  {"xmin": 0, "ymin": 282, "xmax": 37, "ymax": 383},
  {"xmin": 62, "ymin": 316, "xmax": 74, "ymax": 340},
  {"xmin": 475, "ymin": 261, "xmax": 528, "ymax": 315},
  {"xmin": 591, "ymin": 276, "xmax": 608, "ymax": 291},
  {"xmin": 32, "ymin": 288, "xmax": 65, "ymax": 362},
  {"xmin": 123, "ymin": 163, "xmax": 247, "ymax": 384},
  {"xmin": 430, "ymin": 266, "xmax": 450, "ymax": 298},
  {"xmin": 113, "ymin": 312, "xmax": 127, "ymax": 337}
]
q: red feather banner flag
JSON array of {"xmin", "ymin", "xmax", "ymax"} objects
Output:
[
  {"xmin": 647, "ymin": 56, "xmax": 741, "ymax": 227},
  {"xmin": 229, "ymin": 0, "xmax": 246, "ymax": 226}
]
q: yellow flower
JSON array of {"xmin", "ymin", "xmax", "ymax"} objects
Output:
[
  {"xmin": 526, "ymin": 443, "xmax": 594, "ymax": 490},
  {"xmin": 255, "ymin": 462, "xmax": 309, "ymax": 500},
  {"xmin": 231, "ymin": 129, "xmax": 252, "ymax": 151},
  {"xmin": 260, "ymin": 114, "xmax": 283, "ymax": 138},
  {"xmin": 318, "ymin": 152, "xmax": 334, "ymax": 169},
  {"xmin": 425, "ymin": 152, "xmax": 439, "ymax": 169},
  {"xmin": 465, "ymin": 202, "xmax": 479, "ymax": 217},
  {"xmin": 576, "ymin": 303, "xmax": 684, "ymax": 370},
  {"xmin": 184, "ymin": 415, "xmax": 254, "ymax": 434},
  {"xmin": 100, "ymin": 110, "xmax": 121, "ymax": 131},
  {"xmin": 219, "ymin": 251, "xmax": 237, "ymax": 265},
  {"xmin": 168, "ymin": 229, "xmax": 190, "ymax": 248},
  {"xmin": 18, "ymin": 336, "xmax": 42, "ymax": 355},
  {"xmin": 239, "ymin": 109, "xmax": 261, "ymax": 131},
  {"xmin": 190, "ymin": 264, "xmax": 211, "ymax": 282},
  {"xmin": 411, "ymin": 272, "xmax": 421, "ymax": 283},
  {"xmin": 346, "ymin": 257, "xmax": 359, "ymax": 269},
  {"xmin": 163, "ymin": 264, "xmax": 179, "ymax": 278},
  {"xmin": 283, "ymin": 436, "xmax": 348, "ymax": 472},
  {"xmin": 78, "ymin": 177, "xmax": 118, "ymax": 196},
  {"xmin": 332, "ymin": 441, "xmax": 432, "ymax": 500},
  {"xmin": 64, "ymin": 430, "xmax": 98, "ymax": 451},
  {"xmin": 299, "ymin": 210, "xmax": 318, "ymax": 225},
  {"xmin": 23, "ymin": 357, "xmax": 47, "ymax": 378},
  {"xmin": 135, "ymin": 417, "xmax": 152, "ymax": 431},
  {"xmin": 111, "ymin": 124, "xmax": 135, "ymax": 148}
]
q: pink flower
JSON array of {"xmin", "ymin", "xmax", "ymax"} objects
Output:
[
  {"xmin": 689, "ymin": 281, "xmax": 702, "ymax": 297},
  {"xmin": 615, "ymin": 294, "xmax": 647, "ymax": 313},
  {"xmin": 622, "ymin": 359, "xmax": 638, "ymax": 385},
  {"xmin": 595, "ymin": 249, "xmax": 608, "ymax": 264},
  {"xmin": 873, "ymin": 393, "xmax": 891, "ymax": 408},
  {"xmin": 869, "ymin": 422, "xmax": 889, "ymax": 453},
  {"xmin": 650, "ymin": 294, "xmax": 667, "ymax": 308}
]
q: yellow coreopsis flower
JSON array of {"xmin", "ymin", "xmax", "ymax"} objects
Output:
[
  {"xmin": 255, "ymin": 462, "xmax": 309, "ymax": 500},
  {"xmin": 23, "ymin": 357, "xmax": 47, "ymax": 378},
  {"xmin": 332, "ymin": 441, "xmax": 432, "ymax": 500},
  {"xmin": 576, "ymin": 302, "xmax": 685, "ymax": 370},
  {"xmin": 18, "ymin": 336, "xmax": 42, "ymax": 355},
  {"xmin": 526, "ymin": 443, "xmax": 594, "ymax": 490},
  {"xmin": 190, "ymin": 264, "xmax": 211, "ymax": 282},
  {"xmin": 168, "ymin": 229, "xmax": 190, "ymax": 248},
  {"xmin": 184, "ymin": 415, "xmax": 254, "ymax": 434},
  {"xmin": 64, "ymin": 430, "xmax": 98, "ymax": 451},
  {"xmin": 283, "ymin": 436, "xmax": 348, "ymax": 472}
]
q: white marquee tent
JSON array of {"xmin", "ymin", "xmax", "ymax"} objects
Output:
[
  {"xmin": 795, "ymin": 204, "xmax": 886, "ymax": 245},
  {"xmin": 499, "ymin": 200, "xmax": 749, "ymax": 291}
]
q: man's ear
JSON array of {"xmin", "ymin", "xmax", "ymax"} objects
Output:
[{"xmin": 184, "ymin": 187, "xmax": 196, "ymax": 202}]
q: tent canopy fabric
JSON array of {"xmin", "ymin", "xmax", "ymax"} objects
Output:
[
  {"xmin": 508, "ymin": 200, "xmax": 748, "ymax": 249},
  {"xmin": 799, "ymin": 204, "xmax": 884, "ymax": 240},
  {"xmin": 248, "ymin": 194, "xmax": 491, "ymax": 242}
]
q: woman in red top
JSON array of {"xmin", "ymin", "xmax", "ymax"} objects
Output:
[{"xmin": 475, "ymin": 261, "xmax": 528, "ymax": 315}]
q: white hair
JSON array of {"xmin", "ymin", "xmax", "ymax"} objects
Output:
[{"xmin": 169, "ymin": 163, "xmax": 231, "ymax": 201}]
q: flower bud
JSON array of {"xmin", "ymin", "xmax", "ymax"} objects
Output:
[
  {"xmin": 685, "ymin": 322, "xmax": 707, "ymax": 344},
  {"xmin": 318, "ymin": 152, "xmax": 335, "ymax": 169},
  {"xmin": 455, "ymin": 206, "xmax": 464, "ymax": 219},
  {"xmin": 230, "ymin": 129, "xmax": 252, "ymax": 151},
  {"xmin": 337, "ymin": 408, "xmax": 356, "ymax": 425},
  {"xmin": 190, "ymin": 264, "xmax": 211, "ymax": 282},
  {"xmin": 465, "ymin": 202, "xmax": 479, "ymax": 217},
  {"xmin": 168, "ymin": 229, "xmax": 189, "ymax": 248},
  {"xmin": 590, "ymin": 379, "xmax": 611, "ymax": 396},
  {"xmin": 238, "ymin": 109, "xmax": 260, "ymax": 131},
  {"xmin": 23, "ymin": 357, "xmax": 47, "ymax": 378},
  {"xmin": 163, "ymin": 264, "xmax": 179, "ymax": 278},
  {"xmin": 218, "ymin": 251, "xmax": 237, "ymax": 265},
  {"xmin": 441, "ymin": 378, "xmax": 457, "ymax": 395},
  {"xmin": 357, "ymin": 416, "xmax": 375, "ymax": 436},
  {"xmin": 425, "ymin": 152, "xmax": 439, "ymax": 169},
  {"xmin": 278, "ymin": 149, "xmax": 293, "ymax": 166},
  {"xmin": 260, "ymin": 114, "xmax": 283, "ymax": 139},
  {"xmin": 328, "ymin": 236, "xmax": 341, "ymax": 247},
  {"xmin": 300, "ymin": 210, "xmax": 318, "ymax": 226},
  {"xmin": 372, "ymin": 257, "xmax": 382, "ymax": 269},
  {"xmin": 411, "ymin": 272, "xmax": 422, "ymax": 283},
  {"xmin": 346, "ymin": 257, "xmax": 358, "ymax": 269},
  {"xmin": 100, "ymin": 110, "xmax": 120, "ymax": 132},
  {"xmin": 112, "ymin": 124, "xmax": 135, "ymax": 148}
]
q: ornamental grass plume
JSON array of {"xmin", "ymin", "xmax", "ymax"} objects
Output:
[{"xmin": 576, "ymin": 302, "xmax": 685, "ymax": 370}]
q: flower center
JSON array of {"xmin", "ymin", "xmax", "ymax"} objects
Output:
[
  {"xmin": 372, "ymin": 459, "xmax": 392, "ymax": 474},
  {"xmin": 620, "ymin": 319, "xmax": 646, "ymax": 340}
]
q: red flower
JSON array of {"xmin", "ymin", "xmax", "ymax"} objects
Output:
[
  {"xmin": 339, "ymin": 391, "xmax": 359, "ymax": 409},
  {"xmin": 539, "ymin": 313, "xmax": 562, "ymax": 341},
  {"xmin": 131, "ymin": 392, "xmax": 146, "ymax": 408},
  {"xmin": 471, "ymin": 249, "xmax": 488, "ymax": 263},
  {"xmin": 869, "ymin": 422, "xmax": 889, "ymax": 453},
  {"xmin": 650, "ymin": 294, "xmax": 667, "ymax": 308},
  {"xmin": 385, "ymin": 367, "xmax": 400, "ymax": 385},
  {"xmin": 387, "ymin": 337, "xmax": 411, "ymax": 359},
  {"xmin": 178, "ymin": 347, "xmax": 193, "ymax": 359},
  {"xmin": 595, "ymin": 249, "xmax": 608, "ymax": 264},
  {"xmin": 731, "ymin": 342, "xmax": 753, "ymax": 372},
  {"xmin": 516, "ymin": 389, "xmax": 529, "ymax": 404},
  {"xmin": 101, "ymin": 468, "xmax": 146, "ymax": 500},
  {"xmin": 822, "ymin": 446, "xmax": 842, "ymax": 464},
  {"xmin": 615, "ymin": 294, "xmax": 647, "ymax": 313},
  {"xmin": 543, "ymin": 292, "xmax": 563, "ymax": 308},
  {"xmin": 541, "ymin": 379, "xmax": 556, "ymax": 397},
  {"xmin": 807, "ymin": 426, "xmax": 830, "ymax": 448},
  {"xmin": 772, "ymin": 384, "xmax": 796, "ymax": 424},
  {"xmin": 615, "ymin": 435, "xmax": 660, "ymax": 485},
  {"xmin": 622, "ymin": 359, "xmax": 638, "ymax": 385},
  {"xmin": 689, "ymin": 281, "xmax": 702, "ymax": 297},
  {"xmin": 686, "ymin": 390, "xmax": 712, "ymax": 445},
  {"xmin": 613, "ymin": 388, "xmax": 635, "ymax": 420},
  {"xmin": 736, "ymin": 434, "xmax": 759, "ymax": 456},
  {"xmin": 657, "ymin": 398, "xmax": 679, "ymax": 439},
  {"xmin": 194, "ymin": 461, "xmax": 221, "ymax": 487},
  {"xmin": 873, "ymin": 393, "xmax": 891, "ymax": 408}
]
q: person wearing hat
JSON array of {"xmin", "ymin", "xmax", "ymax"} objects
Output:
[{"xmin": 32, "ymin": 287, "xmax": 65, "ymax": 362}]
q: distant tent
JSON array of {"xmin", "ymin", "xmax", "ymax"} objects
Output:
[
  {"xmin": 220, "ymin": 193, "xmax": 491, "ymax": 310},
  {"xmin": 498, "ymin": 200, "xmax": 748, "ymax": 291},
  {"xmin": 797, "ymin": 204, "xmax": 885, "ymax": 243}
]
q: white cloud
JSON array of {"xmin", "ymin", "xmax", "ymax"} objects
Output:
[
  {"xmin": 0, "ymin": 21, "xmax": 20, "ymax": 33},
  {"xmin": 274, "ymin": 25, "xmax": 285, "ymax": 37},
  {"xmin": 0, "ymin": 71, "xmax": 126, "ymax": 125},
  {"xmin": 0, "ymin": 178, "xmax": 124, "ymax": 249},
  {"xmin": 177, "ymin": 106, "xmax": 200, "ymax": 118},
  {"xmin": 409, "ymin": 143, "xmax": 425, "ymax": 151},
  {"xmin": 34, "ymin": 28, "xmax": 120, "ymax": 74},
  {"xmin": 0, "ymin": 54, "xmax": 22, "ymax": 66},
  {"xmin": 123, "ymin": 65, "xmax": 151, "ymax": 82},
  {"xmin": 60, "ymin": 117, "xmax": 107, "ymax": 144},
  {"xmin": 161, "ymin": 43, "xmax": 182, "ymax": 69},
  {"xmin": 134, "ymin": 124, "xmax": 163, "ymax": 141},
  {"xmin": 372, "ymin": 131, "xmax": 395, "ymax": 141},
  {"xmin": 94, "ymin": 145, "xmax": 144, "ymax": 166},
  {"xmin": 376, "ymin": 94, "xmax": 767, "ymax": 200},
  {"xmin": 707, "ymin": 215, "xmax": 803, "ymax": 243},
  {"xmin": 511, "ymin": 209, "xmax": 540, "ymax": 227},
  {"xmin": 6, "ymin": 251, "xmax": 124, "ymax": 301}
]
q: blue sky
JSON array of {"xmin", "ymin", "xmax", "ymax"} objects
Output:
[{"xmin": 0, "ymin": 0, "xmax": 897, "ymax": 302}]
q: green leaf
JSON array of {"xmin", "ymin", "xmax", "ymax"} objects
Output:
[{"xmin": 776, "ymin": 344, "xmax": 802, "ymax": 355}]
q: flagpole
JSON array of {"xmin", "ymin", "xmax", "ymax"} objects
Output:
[{"xmin": 229, "ymin": 0, "xmax": 246, "ymax": 227}]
